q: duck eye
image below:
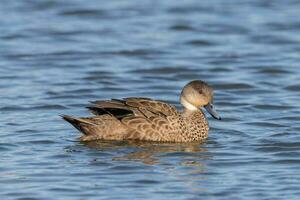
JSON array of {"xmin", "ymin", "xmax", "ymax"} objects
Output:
[{"xmin": 196, "ymin": 88, "xmax": 204, "ymax": 94}]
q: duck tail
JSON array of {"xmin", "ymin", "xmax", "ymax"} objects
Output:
[{"xmin": 60, "ymin": 115, "xmax": 94, "ymax": 134}]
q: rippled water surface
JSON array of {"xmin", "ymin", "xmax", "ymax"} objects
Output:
[{"xmin": 1, "ymin": 0, "xmax": 300, "ymax": 199}]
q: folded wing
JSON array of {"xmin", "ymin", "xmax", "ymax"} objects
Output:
[{"xmin": 86, "ymin": 97, "xmax": 183, "ymax": 141}]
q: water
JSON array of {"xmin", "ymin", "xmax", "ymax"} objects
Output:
[{"xmin": 1, "ymin": 0, "xmax": 300, "ymax": 199}]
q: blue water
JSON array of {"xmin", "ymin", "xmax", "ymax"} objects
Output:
[{"xmin": 1, "ymin": 0, "xmax": 300, "ymax": 199}]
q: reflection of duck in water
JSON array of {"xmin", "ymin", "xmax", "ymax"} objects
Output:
[
  {"xmin": 84, "ymin": 140, "xmax": 211, "ymax": 165},
  {"xmin": 62, "ymin": 80, "xmax": 221, "ymax": 142}
]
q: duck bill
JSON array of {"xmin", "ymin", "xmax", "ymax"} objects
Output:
[{"xmin": 204, "ymin": 103, "xmax": 221, "ymax": 120}]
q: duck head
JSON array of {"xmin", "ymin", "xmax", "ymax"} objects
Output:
[{"xmin": 180, "ymin": 80, "xmax": 221, "ymax": 120}]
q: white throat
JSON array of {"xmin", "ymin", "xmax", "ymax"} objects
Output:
[{"xmin": 180, "ymin": 97, "xmax": 198, "ymax": 111}]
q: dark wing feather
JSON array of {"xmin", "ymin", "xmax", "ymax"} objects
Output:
[
  {"xmin": 87, "ymin": 99, "xmax": 138, "ymax": 118},
  {"xmin": 88, "ymin": 97, "xmax": 179, "ymax": 118}
]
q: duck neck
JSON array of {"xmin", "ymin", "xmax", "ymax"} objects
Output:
[
  {"xmin": 180, "ymin": 96, "xmax": 209, "ymax": 134},
  {"xmin": 183, "ymin": 107, "xmax": 204, "ymax": 118},
  {"xmin": 180, "ymin": 96, "xmax": 198, "ymax": 111}
]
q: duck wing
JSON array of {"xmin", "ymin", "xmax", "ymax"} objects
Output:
[
  {"xmin": 85, "ymin": 97, "xmax": 183, "ymax": 141},
  {"xmin": 123, "ymin": 97, "xmax": 179, "ymax": 117},
  {"xmin": 87, "ymin": 97, "xmax": 178, "ymax": 118},
  {"xmin": 119, "ymin": 98, "xmax": 183, "ymax": 141},
  {"xmin": 63, "ymin": 98, "xmax": 184, "ymax": 142}
]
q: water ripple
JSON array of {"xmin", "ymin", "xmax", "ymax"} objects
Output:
[{"xmin": 2, "ymin": 0, "xmax": 300, "ymax": 199}]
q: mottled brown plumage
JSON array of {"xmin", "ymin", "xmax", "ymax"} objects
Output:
[{"xmin": 62, "ymin": 80, "xmax": 221, "ymax": 142}]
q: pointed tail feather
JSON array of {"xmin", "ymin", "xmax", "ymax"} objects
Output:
[
  {"xmin": 61, "ymin": 115, "xmax": 82, "ymax": 132},
  {"xmin": 60, "ymin": 115, "xmax": 95, "ymax": 134}
]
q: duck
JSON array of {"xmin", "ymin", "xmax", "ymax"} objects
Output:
[{"xmin": 62, "ymin": 80, "xmax": 221, "ymax": 142}]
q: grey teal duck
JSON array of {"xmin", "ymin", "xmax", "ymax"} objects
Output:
[{"xmin": 62, "ymin": 80, "xmax": 221, "ymax": 142}]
